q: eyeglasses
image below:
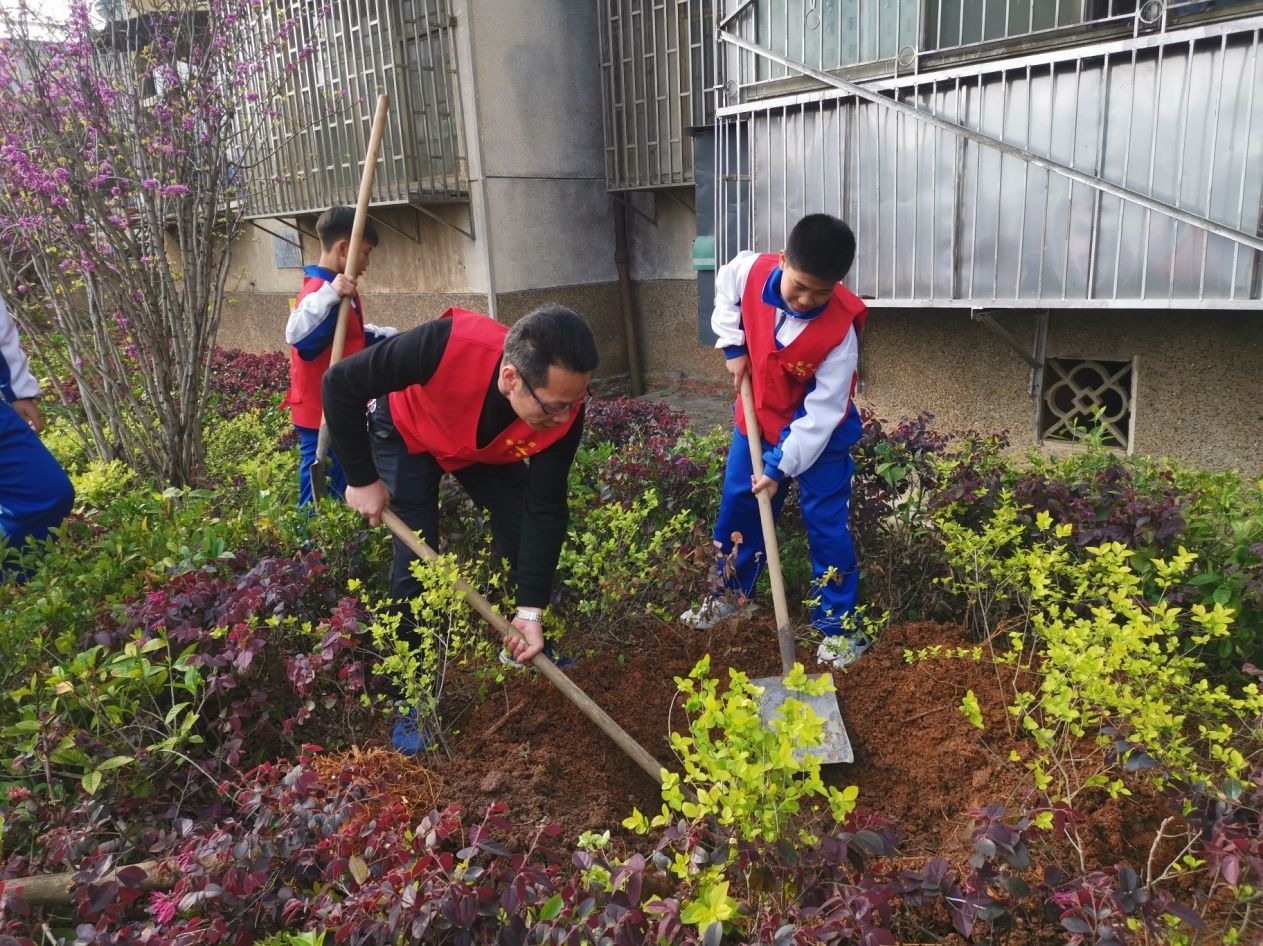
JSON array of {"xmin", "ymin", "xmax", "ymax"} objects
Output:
[{"xmin": 517, "ymin": 370, "xmax": 589, "ymax": 417}]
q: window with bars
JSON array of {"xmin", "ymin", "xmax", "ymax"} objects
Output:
[
  {"xmin": 598, "ymin": 0, "xmax": 715, "ymax": 190},
  {"xmin": 751, "ymin": 0, "xmax": 920, "ymax": 77},
  {"xmin": 1038, "ymin": 357, "xmax": 1135, "ymax": 449},
  {"xmin": 732, "ymin": 0, "xmax": 1252, "ymax": 80},
  {"xmin": 238, "ymin": 0, "xmax": 468, "ymax": 220},
  {"xmin": 922, "ymin": 0, "xmax": 1139, "ymax": 51}
]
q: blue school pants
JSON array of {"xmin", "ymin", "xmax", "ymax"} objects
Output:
[
  {"xmin": 0, "ymin": 400, "xmax": 74, "ymax": 574},
  {"xmin": 296, "ymin": 424, "xmax": 347, "ymax": 506},
  {"xmin": 711, "ymin": 406, "xmax": 863, "ymax": 634}
]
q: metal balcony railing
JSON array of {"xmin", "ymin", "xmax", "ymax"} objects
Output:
[
  {"xmin": 715, "ymin": 15, "xmax": 1263, "ymax": 307},
  {"xmin": 722, "ymin": 0, "xmax": 1263, "ymax": 91},
  {"xmin": 238, "ymin": 0, "xmax": 468, "ymax": 219}
]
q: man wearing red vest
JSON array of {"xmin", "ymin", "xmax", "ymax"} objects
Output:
[
  {"xmin": 680, "ymin": 214, "xmax": 870, "ymax": 669},
  {"xmin": 282, "ymin": 206, "xmax": 397, "ymax": 506},
  {"xmin": 323, "ymin": 304, "xmax": 597, "ymax": 753}
]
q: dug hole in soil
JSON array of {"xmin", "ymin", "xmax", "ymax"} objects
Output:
[{"xmin": 393, "ymin": 617, "xmax": 1163, "ymax": 875}]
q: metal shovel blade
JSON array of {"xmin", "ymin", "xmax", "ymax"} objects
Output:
[
  {"xmin": 753, "ymin": 672, "xmax": 853, "ymax": 765},
  {"xmin": 308, "ymin": 458, "xmax": 327, "ymax": 503}
]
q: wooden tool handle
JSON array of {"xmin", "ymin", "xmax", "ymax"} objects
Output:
[
  {"xmin": 329, "ymin": 93, "xmax": 390, "ymax": 366},
  {"xmin": 379, "ymin": 509, "xmax": 666, "ymax": 785},
  {"xmin": 315, "ymin": 93, "xmax": 391, "ymax": 470},
  {"xmin": 739, "ymin": 374, "xmax": 798, "ymax": 675}
]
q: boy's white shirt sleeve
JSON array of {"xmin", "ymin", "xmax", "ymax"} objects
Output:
[
  {"xmin": 711, "ymin": 251, "xmax": 762, "ymax": 350},
  {"xmin": 284, "ymin": 281, "xmax": 341, "ymax": 346},
  {"xmin": 0, "ymin": 295, "xmax": 41, "ymax": 401},
  {"xmin": 770, "ymin": 325, "xmax": 858, "ymax": 480}
]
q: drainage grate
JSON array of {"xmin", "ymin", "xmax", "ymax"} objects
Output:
[{"xmin": 1038, "ymin": 357, "xmax": 1134, "ymax": 449}]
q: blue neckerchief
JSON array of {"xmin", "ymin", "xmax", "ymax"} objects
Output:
[
  {"xmin": 304, "ymin": 264, "xmax": 337, "ymax": 282},
  {"xmin": 761, "ymin": 266, "xmax": 830, "ymax": 321}
]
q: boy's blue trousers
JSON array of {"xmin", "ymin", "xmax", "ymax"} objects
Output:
[
  {"xmin": 0, "ymin": 400, "xmax": 74, "ymax": 573},
  {"xmin": 296, "ymin": 424, "xmax": 346, "ymax": 506},
  {"xmin": 711, "ymin": 407, "xmax": 862, "ymax": 634}
]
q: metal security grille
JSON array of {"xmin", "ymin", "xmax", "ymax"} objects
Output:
[
  {"xmin": 239, "ymin": 0, "xmax": 468, "ymax": 219},
  {"xmin": 599, "ymin": 0, "xmax": 716, "ymax": 190},
  {"xmin": 723, "ymin": 0, "xmax": 1263, "ymax": 88},
  {"xmin": 1039, "ymin": 357, "xmax": 1135, "ymax": 447},
  {"xmin": 715, "ymin": 17, "xmax": 1263, "ymax": 307}
]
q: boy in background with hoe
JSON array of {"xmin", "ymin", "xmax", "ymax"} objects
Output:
[
  {"xmin": 681, "ymin": 213, "xmax": 871, "ymax": 668},
  {"xmin": 282, "ymin": 205, "xmax": 398, "ymax": 506}
]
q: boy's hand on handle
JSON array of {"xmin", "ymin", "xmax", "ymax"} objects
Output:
[
  {"xmin": 331, "ymin": 273, "xmax": 358, "ymax": 297},
  {"xmin": 11, "ymin": 398, "xmax": 43, "ymax": 433},
  {"xmin": 751, "ymin": 473, "xmax": 778, "ymax": 500},
  {"xmin": 345, "ymin": 480, "xmax": 390, "ymax": 526},
  {"xmin": 504, "ymin": 616, "xmax": 544, "ymax": 663},
  {"xmin": 724, "ymin": 353, "xmax": 749, "ymax": 389}
]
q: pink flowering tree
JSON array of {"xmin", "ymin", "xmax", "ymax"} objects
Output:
[{"xmin": 0, "ymin": 1, "xmax": 324, "ymax": 485}]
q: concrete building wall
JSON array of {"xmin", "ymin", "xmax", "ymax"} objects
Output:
[
  {"xmin": 482, "ymin": 177, "xmax": 617, "ymax": 291},
  {"xmin": 611, "ymin": 293, "xmax": 1263, "ymax": 476},
  {"xmin": 465, "ymin": 0, "xmax": 617, "ymax": 294},
  {"xmin": 215, "ymin": 291, "xmax": 491, "ymax": 355},
  {"xmin": 625, "ymin": 192, "xmax": 697, "ymax": 280},
  {"xmin": 859, "ymin": 309, "xmax": 1263, "ymax": 475},
  {"xmin": 219, "ymin": 201, "xmax": 491, "ymax": 353},
  {"xmin": 225, "ymin": 204, "xmax": 483, "ymax": 298},
  {"xmin": 634, "ymin": 279, "xmax": 712, "ymax": 382},
  {"xmin": 466, "ymin": 0, "xmax": 606, "ymax": 183},
  {"xmin": 618, "ymin": 185, "xmax": 703, "ymax": 384},
  {"xmin": 211, "ymin": 8, "xmax": 1262, "ymax": 475},
  {"xmin": 218, "ymin": 0, "xmax": 629, "ymax": 371}
]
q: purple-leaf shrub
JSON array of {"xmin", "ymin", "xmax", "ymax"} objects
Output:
[
  {"xmin": 0, "ymin": 551, "xmax": 375, "ymax": 895},
  {"xmin": 203, "ymin": 349, "xmax": 291, "ymax": 421},
  {"xmin": 111, "ymin": 552, "xmax": 371, "ymax": 769},
  {"xmin": 1012, "ymin": 464, "xmax": 1187, "ymax": 549},
  {"xmin": 584, "ymin": 396, "xmax": 689, "ymax": 447}
]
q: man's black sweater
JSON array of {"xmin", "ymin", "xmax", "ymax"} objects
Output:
[{"xmin": 322, "ymin": 318, "xmax": 584, "ymax": 607}]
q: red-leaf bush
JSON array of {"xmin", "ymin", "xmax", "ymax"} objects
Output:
[{"xmin": 0, "ymin": 551, "xmax": 377, "ymax": 890}]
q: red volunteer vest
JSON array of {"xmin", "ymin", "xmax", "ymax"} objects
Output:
[
  {"xmin": 387, "ymin": 309, "xmax": 580, "ymax": 472},
  {"xmin": 736, "ymin": 253, "xmax": 867, "ymax": 443},
  {"xmin": 283, "ymin": 274, "xmax": 367, "ymax": 429}
]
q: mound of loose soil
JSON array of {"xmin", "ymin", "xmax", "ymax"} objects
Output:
[{"xmin": 407, "ymin": 616, "xmax": 1164, "ymax": 879}]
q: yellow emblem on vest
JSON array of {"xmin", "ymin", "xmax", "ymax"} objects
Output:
[
  {"xmin": 505, "ymin": 437, "xmax": 537, "ymax": 459},
  {"xmin": 785, "ymin": 360, "xmax": 815, "ymax": 380}
]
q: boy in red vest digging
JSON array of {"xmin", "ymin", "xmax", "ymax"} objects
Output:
[
  {"xmin": 323, "ymin": 304, "xmax": 597, "ymax": 753},
  {"xmin": 282, "ymin": 206, "xmax": 397, "ymax": 506},
  {"xmin": 680, "ymin": 214, "xmax": 870, "ymax": 669}
]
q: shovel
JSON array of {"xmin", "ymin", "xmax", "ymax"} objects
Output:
[
  {"xmin": 379, "ymin": 508, "xmax": 669, "ymax": 786},
  {"xmin": 739, "ymin": 374, "xmax": 853, "ymax": 764},
  {"xmin": 310, "ymin": 93, "xmax": 391, "ymax": 502}
]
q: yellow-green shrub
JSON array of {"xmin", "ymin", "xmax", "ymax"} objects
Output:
[
  {"xmin": 938, "ymin": 499, "xmax": 1263, "ymax": 801},
  {"xmin": 361, "ymin": 548, "xmax": 509, "ymax": 738},
  {"xmin": 71, "ymin": 459, "xmax": 135, "ymax": 509},
  {"xmin": 557, "ymin": 488, "xmax": 699, "ymax": 632}
]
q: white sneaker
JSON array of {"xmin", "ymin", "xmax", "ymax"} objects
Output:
[
  {"xmin": 816, "ymin": 634, "xmax": 871, "ymax": 669},
  {"xmin": 679, "ymin": 597, "xmax": 752, "ymax": 629}
]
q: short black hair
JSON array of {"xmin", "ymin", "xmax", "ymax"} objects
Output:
[
  {"xmin": 784, "ymin": 214, "xmax": 856, "ymax": 284},
  {"xmin": 316, "ymin": 205, "xmax": 379, "ymax": 251},
  {"xmin": 503, "ymin": 304, "xmax": 599, "ymax": 388}
]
